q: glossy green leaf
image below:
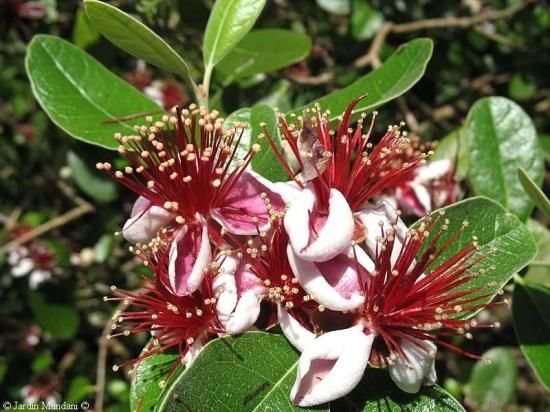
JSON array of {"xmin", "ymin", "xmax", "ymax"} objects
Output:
[
  {"xmin": 251, "ymin": 104, "xmax": 288, "ymax": 182},
  {"xmin": 72, "ymin": 8, "xmax": 100, "ymax": 50},
  {"xmin": 130, "ymin": 348, "xmax": 180, "ymax": 412},
  {"xmin": 414, "ymin": 197, "xmax": 537, "ymax": 316},
  {"xmin": 203, "ymin": 0, "xmax": 267, "ymax": 69},
  {"xmin": 431, "ymin": 127, "xmax": 468, "ymax": 180},
  {"xmin": 518, "ymin": 167, "xmax": 550, "ymax": 217},
  {"xmin": 292, "ymin": 38, "xmax": 433, "ymax": 122},
  {"xmin": 28, "ymin": 291, "xmax": 79, "ymax": 340},
  {"xmin": 26, "ymin": 35, "xmax": 160, "ymax": 149},
  {"xmin": 157, "ymin": 332, "xmax": 328, "ymax": 411},
  {"xmin": 217, "ymin": 29, "xmax": 312, "ymax": 80},
  {"xmin": 525, "ymin": 220, "xmax": 550, "ymax": 287},
  {"xmin": 465, "ymin": 347, "xmax": 518, "ymax": 411},
  {"xmin": 84, "ymin": 0, "xmax": 194, "ymax": 90},
  {"xmin": 67, "ymin": 151, "xmax": 118, "ymax": 202},
  {"xmin": 466, "ymin": 97, "xmax": 544, "ymax": 221},
  {"xmin": 513, "ymin": 280, "xmax": 550, "ymax": 391},
  {"xmin": 334, "ymin": 368, "xmax": 464, "ymax": 411}
]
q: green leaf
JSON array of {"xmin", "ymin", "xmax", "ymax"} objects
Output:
[
  {"xmin": 203, "ymin": 0, "xmax": 267, "ymax": 69},
  {"xmin": 217, "ymin": 29, "xmax": 312, "ymax": 80},
  {"xmin": 413, "ymin": 197, "xmax": 537, "ymax": 316},
  {"xmin": 518, "ymin": 167, "xmax": 550, "ymax": 217},
  {"xmin": 334, "ymin": 368, "xmax": 465, "ymax": 411},
  {"xmin": 130, "ymin": 348, "xmax": 180, "ymax": 412},
  {"xmin": 66, "ymin": 376, "xmax": 95, "ymax": 403},
  {"xmin": 251, "ymin": 104, "xmax": 288, "ymax": 182},
  {"xmin": 431, "ymin": 127, "xmax": 468, "ymax": 180},
  {"xmin": 94, "ymin": 234, "xmax": 113, "ymax": 263},
  {"xmin": 351, "ymin": 0, "xmax": 384, "ymax": 41},
  {"xmin": 72, "ymin": 8, "xmax": 100, "ymax": 50},
  {"xmin": 525, "ymin": 219, "xmax": 550, "ymax": 287},
  {"xmin": 465, "ymin": 347, "xmax": 518, "ymax": 411},
  {"xmin": 292, "ymin": 38, "xmax": 433, "ymax": 122},
  {"xmin": 466, "ymin": 96, "xmax": 544, "ymax": 221},
  {"xmin": 84, "ymin": 0, "xmax": 195, "ymax": 90},
  {"xmin": 28, "ymin": 291, "xmax": 80, "ymax": 340},
  {"xmin": 513, "ymin": 280, "xmax": 550, "ymax": 392},
  {"xmin": 67, "ymin": 151, "xmax": 118, "ymax": 203},
  {"xmin": 157, "ymin": 332, "xmax": 328, "ymax": 411},
  {"xmin": 26, "ymin": 35, "xmax": 161, "ymax": 149}
]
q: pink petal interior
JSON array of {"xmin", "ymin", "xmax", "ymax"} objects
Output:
[
  {"xmin": 173, "ymin": 224, "xmax": 203, "ymax": 294},
  {"xmin": 216, "ymin": 172, "xmax": 285, "ymax": 233},
  {"xmin": 315, "ymin": 254, "xmax": 361, "ymax": 299}
]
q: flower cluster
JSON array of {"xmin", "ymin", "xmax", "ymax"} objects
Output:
[{"xmin": 100, "ymin": 100, "xmax": 498, "ymax": 406}]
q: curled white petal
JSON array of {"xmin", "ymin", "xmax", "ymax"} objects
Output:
[
  {"xmin": 285, "ymin": 188, "xmax": 354, "ymax": 262},
  {"xmin": 122, "ymin": 198, "xmax": 173, "ymax": 244},
  {"xmin": 287, "ymin": 245, "xmax": 365, "ymax": 311},
  {"xmin": 277, "ymin": 304, "xmax": 316, "ymax": 352},
  {"xmin": 389, "ymin": 339, "xmax": 437, "ymax": 393},
  {"xmin": 225, "ymin": 289, "xmax": 263, "ymax": 334},
  {"xmin": 358, "ymin": 200, "xmax": 408, "ymax": 264},
  {"xmin": 416, "ymin": 159, "xmax": 452, "ymax": 184},
  {"xmin": 290, "ymin": 326, "xmax": 374, "ymax": 407},
  {"xmin": 213, "ymin": 257, "xmax": 239, "ymax": 327}
]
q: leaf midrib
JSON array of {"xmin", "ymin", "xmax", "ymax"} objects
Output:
[
  {"xmin": 250, "ymin": 362, "xmax": 298, "ymax": 412},
  {"xmin": 205, "ymin": 0, "xmax": 236, "ymax": 68},
  {"xmin": 39, "ymin": 38, "xmax": 136, "ymax": 132}
]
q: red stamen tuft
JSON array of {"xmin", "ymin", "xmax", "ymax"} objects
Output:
[
  {"xmin": 357, "ymin": 212, "xmax": 501, "ymax": 364},
  {"xmin": 266, "ymin": 99, "xmax": 429, "ymax": 211},
  {"xmin": 97, "ymin": 104, "xmax": 259, "ymax": 222}
]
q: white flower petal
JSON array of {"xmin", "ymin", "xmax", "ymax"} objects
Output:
[
  {"xmin": 122, "ymin": 199, "xmax": 173, "ymax": 244},
  {"xmin": 11, "ymin": 257, "xmax": 34, "ymax": 277},
  {"xmin": 408, "ymin": 181, "xmax": 432, "ymax": 214},
  {"xmin": 358, "ymin": 200, "xmax": 408, "ymax": 264},
  {"xmin": 225, "ymin": 290, "xmax": 263, "ymax": 334},
  {"xmin": 213, "ymin": 259, "xmax": 238, "ymax": 327},
  {"xmin": 285, "ymin": 188, "xmax": 354, "ymax": 262},
  {"xmin": 389, "ymin": 339, "xmax": 437, "ymax": 393},
  {"xmin": 291, "ymin": 326, "xmax": 374, "ymax": 407},
  {"xmin": 287, "ymin": 245, "xmax": 368, "ymax": 311},
  {"xmin": 416, "ymin": 159, "xmax": 452, "ymax": 184},
  {"xmin": 277, "ymin": 304, "xmax": 316, "ymax": 352}
]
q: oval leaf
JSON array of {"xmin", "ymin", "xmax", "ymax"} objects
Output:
[
  {"xmin": 130, "ymin": 349, "xmax": 180, "ymax": 412},
  {"xmin": 203, "ymin": 0, "xmax": 267, "ymax": 69},
  {"xmin": 513, "ymin": 279, "xmax": 550, "ymax": 392},
  {"xmin": 291, "ymin": 38, "xmax": 433, "ymax": 122},
  {"xmin": 333, "ymin": 368, "xmax": 465, "ymax": 412},
  {"xmin": 465, "ymin": 347, "xmax": 518, "ymax": 411},
  {"xmin": 26, "ymin": 35, "xmax": 161, "ymax": 149},
  {"xmin": 518, "ymin": 167, "xmax": 550, "ymax": 217},
  {"xmin": 466, "ymin": 96, "xmax": 544, "ymax": 221},
  {"xmin": 413, "ymin": 197, "xmax": 537, "ymax": 316},
  {"xmin": 217, "ymin": 29, "xmax": 312, "ymax": 80},
  {"xmin": 251, "ymin": 104, "xmax": 288, "ymax": 182},
  {"xmin": 84, "ymin": 0, "xmax": 194, "ymax": 89},
  {"xmin": 28, "ymin": 291, "xmax": 79, "ymax": 340},
  {"xmin": 157, "ymin": 332, "xmax": 328, "ymax": 411}
]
